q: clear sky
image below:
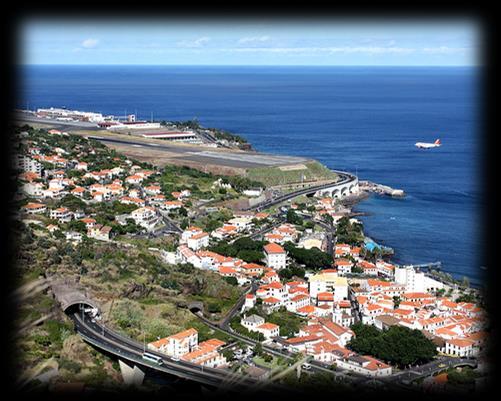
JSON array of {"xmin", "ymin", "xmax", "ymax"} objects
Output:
[{"xmin": 20, "ymin": 18, "xmax": 480, "ymax": 66}]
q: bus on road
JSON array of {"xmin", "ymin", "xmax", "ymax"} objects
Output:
[{"xmin": 142, "ymin": 352, "xmax": 164, "ymax": 365}]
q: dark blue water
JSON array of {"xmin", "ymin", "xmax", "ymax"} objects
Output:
[{"xmin": 18, "ymin": 65, "xmax": 484, "ymax": 285}]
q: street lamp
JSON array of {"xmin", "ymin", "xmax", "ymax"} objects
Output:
[{"xmin": 142, "ymin": 324, "xmax": 146, "ymax": 353}]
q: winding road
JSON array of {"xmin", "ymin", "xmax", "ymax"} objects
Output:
[{"xmin": 70, "ymin": 310, "xmax": 286, "ymax": 393}]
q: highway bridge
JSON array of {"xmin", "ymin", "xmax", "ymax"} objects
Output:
[
  {"xmin": 48, "ymin": 281, "xmax": 282, "ymax": 391},
  {"xmin": 245, "ymin": 171, "xmax": 359, "ymax": 212},
  {"xmin": 380, "ymin": 356, "xmax": 477, "ymax": 385},
  {"xmin": 69, "ymin": 309, "xmax": 288, "ymax": 393},
  {"xmin": 53, "ymin": 282, "xmax": 475, "ymax": 393}
]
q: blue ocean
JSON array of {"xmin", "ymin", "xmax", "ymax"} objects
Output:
[{"xmin": 18, "ymin": 65, "xmax": 484, "ymax": 286}]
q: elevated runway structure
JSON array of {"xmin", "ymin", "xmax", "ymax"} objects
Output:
[{"xmin": 246, "ymin": 170, "xmax": 359, "ymax": 212}]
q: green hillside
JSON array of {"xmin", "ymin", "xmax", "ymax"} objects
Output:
[{"xmin": 246, "ymin": 161, "xmax": 338, "ymax": 187}]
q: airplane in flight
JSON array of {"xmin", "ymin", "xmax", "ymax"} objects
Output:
[{"xmin": 415, "ymin": 139, "xmax": 441, "ymax": 149}]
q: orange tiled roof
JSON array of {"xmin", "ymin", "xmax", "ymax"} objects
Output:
[{"xmin": 264, "ymin": 243, "xmax": 285, "ymax": 254}]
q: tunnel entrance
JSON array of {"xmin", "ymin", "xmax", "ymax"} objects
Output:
[{"xmin": 188, "ymin": 301, "xmax": 204, "ymax": 314}]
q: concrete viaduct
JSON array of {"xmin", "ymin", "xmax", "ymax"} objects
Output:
[{"xmin": 313, "ymin": 173, "xmax": 359, "ymax": 199}]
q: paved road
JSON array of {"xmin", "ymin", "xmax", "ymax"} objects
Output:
[
  {"xmin": 192, "ymin": 308, "xmax": 478, "ymax": 389},
  {"xmin": 302, "ymin": 215, "xmax": 335, "ymax": 256},
  {"xmin": 190, "ymin": 310, "xmax": 363, "ymax": 384},
  {"xmin": 217, "ymin": 282, "xmax": 258, "ymax": 329},
  {"xmin": 248, "ymin": 216, "xmax": 286, "ymax": 241},
  {"xmin": 245, "ymin": 172, "xmax": 357, "ymax": 212},
  {"xmin": 70, "ymin": 310, "xmax": 286, "ymax": 393},
  {"xmin": 383, "ymin": 356, "xmax": 477, "ymax": 383}
]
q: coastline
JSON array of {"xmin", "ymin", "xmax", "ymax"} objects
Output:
[
  {"xmin": 15, "ymin": 109, "xmax": 479, "ymax": 288},
  {"xmin": 351, "ymin": 192, "xmax": 481, "ymax": 289}
]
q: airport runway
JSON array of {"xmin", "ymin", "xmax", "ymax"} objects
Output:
[
  {"xmin": 15, "ymin": 112, "xmax": 311, "ymax": 169},
  {"xmin": 88, "ymin": 135, "xmax": 310, "ymax": 169}
]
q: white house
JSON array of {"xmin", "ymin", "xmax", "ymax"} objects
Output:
[
  {"xmin": 180, "ymin": 339, "xmax": 227, "ymax": 368},
  {"xmin": 181, "ymin": 226, "xmax": 204, "ymax": 243},
  {"xmin": 23, "ymin": 202, "xmax": 46, "ymax": 214},
  {"xmin": 264, "ymin": 243, "xmax": 287, "ymax": 270},
  {"xmin": 244, "ymin": 294, "xmax": 257, "ymax": 310},
  {"xmin": 161, "ymin": 201, "xmax": 183, "ymax": 211},
  {"xmin": 336, "ymin": 355, "xmax": 392, "ymax": 377},
  {"xmin": 227, "ymin": 217, "xmax": 253, "ymax": 232},
  {"xmin": 130, "ymin": 206, "xmax": 158, "ymax": 229},
  {"xmin": 241, "ymin": 315, "xmax": 265, "ymax": 331},
  {"xmin": 394, "ymin": 266, "xmax": 444, "ymax": 293},
  {"xmin": 50, "ymin": 207, "xmax": 73, "ymax": 223},
  {"xmin": 15, "ymin": 155, "xmax": 43, "ymax": 174},
  {"xmin": 177, "ymin": 245, "xmax": 202, "ymax": 268},
  {"xmin": 65, "ymin": 231, "xmax": 83, "ymax": 243},
  {"xmin": 445, "ymin": 338, "xmax": 475, "ymax": 357},
  {"xmin": 335, "ymin": 259, "xmax": 353, "ymax": 275},
  {"xmin": 23, "ymin": 182, "xmax": 45, "ymax": 198},
  {"xmin": 148, "ymin": 328, "xmax": 198, "ymax": 358},
  {"xmin": 187, "ymin": 232, "xmax": 210, "ymax": 251},
  {"xmin": 308, "ymin": 271, "xmax": 349, "ymax": 302},
  {"xmin": 75, "ymin": 161, "xmax": 88, "ymax": 171},
  {"xmin": 255, "ymin": 323, "xmax": 280, "ymax": 340},
  {"xmin": 87, "ymin": 224, "xmax": 112, "ymax": 241},
  {"xmin": 243, "ymin": 188, "xmax": 263, "ymax": 197},
  {"xmin": 286, "ymin": 294, "xmax": 310, "ymax": 313}
]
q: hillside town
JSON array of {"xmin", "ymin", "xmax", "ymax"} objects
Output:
[{"xmin": 12, "ymin": 125, "xmax": 490, "ymax": 392}]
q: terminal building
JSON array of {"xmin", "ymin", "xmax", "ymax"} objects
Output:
[
  {"xmin": 36, "ymin": 107, "xmax": 106, "ymax": 123},
  {"xmin": 106, "ymin": 121, "xmax": 162, "ymax": 130}
]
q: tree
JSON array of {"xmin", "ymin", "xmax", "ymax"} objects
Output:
[
  {"xmin": 283, "ymin": 242, "xmax": 332, "ymax": 269},
  {"xmin": 207, "ymin": 301, "xmax": 222, "ymax": 313},
  {"xmin": 279, "ymin": 268, "xmax": 293, "ymax": 280},
  {"xmin": 58, "ymin": 194, "xmax": 86, "ymax": 211},
  {"xmin": 224, "ymin": 276, "xmax": 238, "ymax": 286},
  {"xmin": 455, "ymin": 292, "xmax": 476, "ymax": 304},
  {"xmin": 67, "ymin": 220, "xmax": 87, "ymax": 234},
  {"xmin": 290, "ymin": 265, "xmax": 306, "ymax": 279},
  {"xmin": 237, "ymin": 249, "xmax": 264, "ymax": 264},
  {"xmin": 352, "ymin": 265, "xmax": 364, "ymax": 274},
  {"xmin": 303, "ymin": 221, "xmax": 315, "ymax": 230},
  {"xmin": 347, "ymin": 323, "xmax": 437, "ymax": 368},
  {"xmin": 222, "ymin": 349, "xmax": 235, "ymax": 362},
  {"xmin": 447, "ymin": 367, "xmax": 479, "ymax": 385},
  {"xmin": 335, "ymin": 217, "xmax": 364, "ymax": 245},
  {"xmin": 266, "ymin": 307, "xmax": 305, "ymax": 337},
  {"xmin": 286, "ymin": 209, "xmax": 303, "ymax": 225},
  {"xmin": 322, "ymin": 214, "xmax": 334, "ymax": 227}
]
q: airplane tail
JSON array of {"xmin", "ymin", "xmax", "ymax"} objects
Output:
[{"xmin": 434, "ymin": 139, "xmax": 441, "ymax": 145}]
